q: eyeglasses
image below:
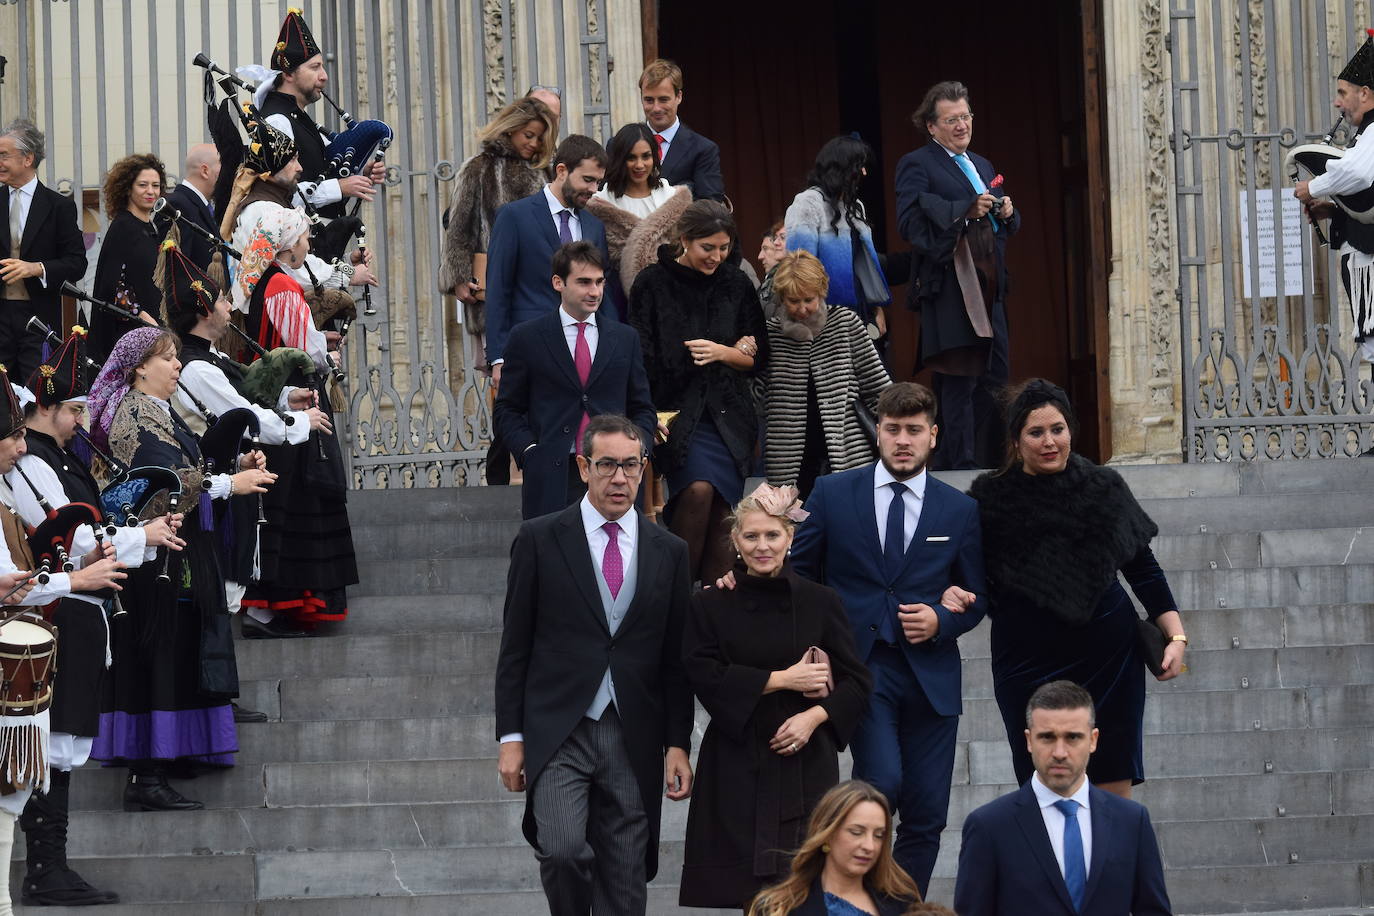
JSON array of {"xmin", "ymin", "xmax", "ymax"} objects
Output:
[
  {"xmin": 528, "ymin": 84, "xmax": 562, "ymax": 98},
  {"xmin": 939, "ymin": 113, "xmax": 974, "ymax": 127},
  {"xmin": 588, "ymin": 457, "xmax": 645, "ymax": 478}
]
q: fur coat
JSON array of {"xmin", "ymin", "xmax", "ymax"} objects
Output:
[
  {"xmin": 586, "ymin": 185, "xmax": 692, "ymax": 296},
  {"xmin": 438, "ymin": 135, "xmax": 547, "ymax": 332},
  {"xmin": 967, "ymin": 454, "xmax": 1159, "ymax": 626}
]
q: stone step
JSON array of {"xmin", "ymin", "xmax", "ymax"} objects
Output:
[
  {"xmin": 326, "ymin": 593, "xmax": 504, "ymax": 634},
  {"xmin": 349, "ymin": 517, "xmax": 520, "ymax": 562},
  {"xmin": 1150, "ymin": 527, "xmax": 1374, "ymax": 570},
  {"xmin": 347, "ymin": 486, "xmax": 522, "ymax": 525},
  {"xmin": 233, "ymin": 630, "xmax": 502, "ymax": 681},
  {"xmin": 1157, "ymin": 813, "xmax": 1374, "ymax": 868},
  {"xmin": 350, "ymin": 557, "xmax": 510, "ymax": 596}
]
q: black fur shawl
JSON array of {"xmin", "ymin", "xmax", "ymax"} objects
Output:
[{"xmin": 967, "ymin": 454, "xmax": 1158, "ymax": 625}]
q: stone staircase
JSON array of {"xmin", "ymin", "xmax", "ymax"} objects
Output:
[{"xmin": 12, "ymin": 461, "xmax": 1373, "ymax": 914}]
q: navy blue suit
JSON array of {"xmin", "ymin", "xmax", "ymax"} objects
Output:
[
  {"xmin": 167, "ymin": 182, "xmax": 218, "ymax": 272},
  {"xmin": 954, "ymin": 782, "xmax": 1172, "ymax": 916},
  {"xmin": 493, "ymin": 309, "xmax": 657, "ymax": 519},
  {"xmin": 483, "ymin": 190, "xmax": 610, "ymax": 367},
  {"xmin": 658, "ymin": 123, "xmax": 725, "ymax": 203},
  {"xmin": 895, "ymin": 141, "xmax": 1020, "ymax": 470},
  {"xmin": 790, "ymin": 464, "xmax": 987, "ymax": 894}
]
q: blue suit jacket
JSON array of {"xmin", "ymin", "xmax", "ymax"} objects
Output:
[
  {"xmin": 789, "ymin": 464, "xmax": 987, "ymax": 717},
  {"xmin": 492, "ymin": 309, "xmax": 657, "ymax": 519},
  {"xmin": 658, "ymin": 123, "xmax": 725, "ymax": 202},
  {"xmin": 167, "ymin": 182, "xmax": 218, "ymax": 272},
  {"xmin": 483, "ymin": 190, "xmax": 610, "ymax": 365},
  {"xmin": 954, "ymin": 782, "xmax": 1172, "ymax": 916}
]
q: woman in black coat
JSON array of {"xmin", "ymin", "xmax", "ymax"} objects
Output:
[
  {"xmin": 628, "ymin": 200, "xmax": 768, "ymax": 583},
  {"xmin": 91, "ymin": 154, "xmax": 170, "ymax": 364},
  {"xmin": 681, "ymin": 485, "xmax": 871, "ymax": 910}
]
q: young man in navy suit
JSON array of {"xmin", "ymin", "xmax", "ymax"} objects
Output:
[
  {"xmin": 789, "ymin": 381, "xmax": 987, "ymax": 896},
  {"xmin": 485, "ymin": 134, "xmax": 611, "ymax": 388},
  {"xmin": 494, "ymin": 242, "xmax": 657, "ymax": 519},
  {"xmin": 896, "ymin": 81, "xmax": 1020, "ymax": 470},
  {"xmin": 954, "ymin": 681, "xmax": 1172, "ymax": 916},
  {"xmin": 639, "ymin": 59, "xmax": 725, "ymax": 202}
]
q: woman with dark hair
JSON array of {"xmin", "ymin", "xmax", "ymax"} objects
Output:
[
  {"xmin": 87, "ymin": 327, "xmax": 276, "ymax": 810},
  {"xmin": 784, "ymin": 136, "xmax": 891, "ymax": 337},
  {"xmin": 747, "ymin": 780, "xmax": 921, "ymax": 915},
  {"xmin": 628, "ymin": 200, "xmax": 768, "ymax": 583},
  {"xmin": 438, "ymin": 96, "xmax": 557, "ymax": 349},
  {"xmin": 958, "ymin": 379, "xmax": 1188, "ymax": 799},
  {"xmin": 588, "ymin": 122, "xmax": 691, "ymax": 300},
  {"xmin": 90, "ymin": 153, "xmax": 172, "ymax": 363},
  {"xmin": 680, "ymin": 485, "xmax": 871, "ymax": 909}
]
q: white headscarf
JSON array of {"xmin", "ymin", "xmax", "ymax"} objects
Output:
[{"xmin": 234, "ymin": 206, "xmax": 311, "ymax": 312}]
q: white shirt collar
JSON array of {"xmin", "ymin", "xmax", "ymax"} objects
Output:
[
  {"xmin": 10, "ymin": 175, "xmax": 38, "ymax": 200},
  {"xmin": 873, "ymin": 463, "xmax": 927, "ymax": 500},
  {"xmin": 580, "ymin": 494, "xmax": 638, "ymax": 541},
  {"xmin": 1031, "ymin": 771, "xmax": 1092, "ymax": 812},
  {"xmin": 559, "ymin": 306, "xmax": 598, "ymax": 329},
  {"xmin": 651, "ymin": 119, "xmax": 681, "ymax": 144},
  {"xmin": 182, "ymin": 181, "xmax": 211, "ymax": 208},
  {"xmin": 935, "ymin": 140, "xmax": 966, "ymax": 158},
  {"xmin": 543, "ymin": 184, "xmax": 574, "ymax": 217}
]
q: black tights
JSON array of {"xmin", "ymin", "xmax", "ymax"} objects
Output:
[{"xmin": 669, "ymin": 481, "xmax": 734, "ymax": 584}]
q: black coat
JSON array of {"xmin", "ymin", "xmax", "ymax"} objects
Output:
[
  {"xmin": 894, "ymin": 141, "xmax": 1020, "ymax": 371},
  {"xmin": 788, "ymin": 876, "xmax": 914, "ymax": 916},
  {"xmin": 493, "ymin": 309, "xmax": 657, "ymax": 519},
  {"xmin": 493, "ymin": 504, "xmax": 695, "ymax": 880},
  {"xmin": 0, "ymin": 179, "xmax": 88, "ymax": 308},
  {"xmin": 658, "ymin": 123, "xmax": 726, "ymax": 202},
  {"xmin": 167, "ymin": 182, "xmax": 218, "ymax": 271},
  {"xmin": 91, "ymin": 210, "xmax": 169, "ymax": 363},
  {"xmin": 628, "ymin": 247, "xmax": 768, "ymax": 475},
  {"xmin": 680, "ymin": 564, "xmax": 871, "ymax": 908}
]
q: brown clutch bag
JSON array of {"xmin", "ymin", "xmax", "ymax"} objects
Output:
[
  {"xmin": 471, "ymin": 252, "xmax": 488, "ymax": 302},
  {"xmin": 803, "ymin": 645, "xmax": 833, "ymax": 698}
]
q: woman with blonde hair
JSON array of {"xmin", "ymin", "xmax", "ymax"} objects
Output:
[
  {"xmin": 748, "ymin": 779, "xmax": 920, "ymax": 915},
  {"xmin": 680, "ymin": 485, "xmax": 870, "ymax": 909}
]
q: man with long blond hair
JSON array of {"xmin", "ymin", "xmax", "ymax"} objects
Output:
[{"xmin": 748, "ymin": 779, "xmax": 920, "ymax": 916}]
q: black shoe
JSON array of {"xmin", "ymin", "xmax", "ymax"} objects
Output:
[
  {"xmin": 22, "ymin": 867, "xmax": 119, "ymax": 906},
  {"xmin": 241, "ymin": 615, "xmax": 309, "ymax": 639},
  {"xmin": 122, "ymin": 774, "xmax": 203, "ymax": 812},
  {"xmin": 232, "ymin": 701, "xmax": 268, "ymax": 723}
]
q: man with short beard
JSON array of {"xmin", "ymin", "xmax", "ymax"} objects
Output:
[{"xmin": 483, "ymin": 134, "xmax": 612, "ymax": 390}]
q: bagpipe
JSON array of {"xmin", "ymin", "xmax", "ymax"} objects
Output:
[{"xmin": 1286, "ymin": 114, "xmax": 1374, "ymax": 246}]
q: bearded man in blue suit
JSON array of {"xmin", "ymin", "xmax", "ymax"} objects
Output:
[{"xmin": 789, "ymin": 381, "xmax": 987, "ymax": 896}]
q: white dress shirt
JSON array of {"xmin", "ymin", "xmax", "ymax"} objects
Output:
[
  {"xmin": 559, "ymin": 306, "xmax": 599, "ymax": 363},
  {"xmin": 1309, "ymin": 125, "xmax": 1374, "ymax": 198},
  {"xmin": 182, "ymin": 180, "xmax": 213, "ymax": 212},
  {"xmin": 9, "ymin": 176, "xmax": 48, "ymax": 285},
  {"xmin": 543, "ymin": 185, "xmax": 582, "ymax": 241},
  {"xmin": 873, "ymin": 464, "xmax": 926, "ymax": 552},
  {"xmin": 498, "ymin": 498, "xmax": 638, "ymax": 745},
  {"xmin": 1031, "ymin": 772, "xmax": 1094, "ymax": 882},
  {"xmin": 649, "ymin": 119, "xmax": 682, "ymax": 163}
]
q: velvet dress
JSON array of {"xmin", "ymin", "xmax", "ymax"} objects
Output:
[
  {"xmin": 969, "ymin": 454, "xmax": 1179, "ymax": 786},
  {"xmin": 680, "ymin": 563, "xmax": 871, "ymax": 909}
]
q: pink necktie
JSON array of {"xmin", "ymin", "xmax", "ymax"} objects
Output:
[
  {"xmin": 602, "ymin": 521, "xmax": 623, "ymax": 598},
  {"xmin": 574, "ymin": 322, "xmax": 591, "ymax": 453},
  {"xmin": 654, "ymin": 133, "xmax": 666, "ymax": 161}
]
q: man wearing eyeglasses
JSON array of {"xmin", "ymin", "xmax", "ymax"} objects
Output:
[
  {"xmin": 495, "ymin": 413, "xmax": 695, "ymax": 916},
  {"xmin": 896, "ymin": 80, "xmax": 1020, "ymax": 471},
  {"xmin": 494, "ymin": 241, "xmax": 656, "ymax": 519}
]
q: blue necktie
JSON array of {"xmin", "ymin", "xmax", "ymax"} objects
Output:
[
  {"xmin": 1054, "ymin": 799, "xmax": 1087, "ymax": 912},
  {"xmin": 879, "ymin": 482, "xmax": 909, "ymax": 644},
  {"xmin": 954, "ymin": 152, "xmax": 999, "ymax": 230},
  {"xmin": 558, "ymin": 209, "xmax": 573, "ymax": 244}
]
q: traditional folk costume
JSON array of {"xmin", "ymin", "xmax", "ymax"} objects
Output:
[
  {"xmin": 8, "ymin": 331, "xmax": 159, "ymax": 905},
  {"xmin": 234, "ymin": 209, "xmax": 357, "ymax": 626},
  {"xmin": 87, "ymin": 328, "xmax": 243, "ymax": 810},
  {"xmin": 1313, "ymin": 33, "xmax": 1374, "ymax": 363}
]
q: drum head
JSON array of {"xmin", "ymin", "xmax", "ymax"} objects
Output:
[{"xmin": 0, "ymin": 619, "xmax": 55, "ymax": 646}]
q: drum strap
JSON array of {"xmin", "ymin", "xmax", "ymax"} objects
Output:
[{"xmin": 0, "ymin": 502, "xmax": 34, "ymax": 574}]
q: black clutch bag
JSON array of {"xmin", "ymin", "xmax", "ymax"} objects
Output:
[
  {"xmin": 852, "ymin": 399, "xmax": 878, "ymax": 447},
  {"xmin": 1136, "ymin": 619, "xmax": 1168, "ymax": 677}
]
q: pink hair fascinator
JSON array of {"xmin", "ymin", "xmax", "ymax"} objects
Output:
[{"xmin": 747, "ymin": 483, "xmax": 810, "ymax": 523}]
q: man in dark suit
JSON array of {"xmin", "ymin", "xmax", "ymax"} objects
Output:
[
  {"xmin": 495, "ymin": 414, "xmax": 694, "ymax": 916},
  {"xmin": 639, "ymin": 58, "xmax": 725, "ymax": 202},
  {"xmin": 954, "ymin": 680, "xmax": 1172, "ymax": 916},
  {"xmin": 790, "ymin": 381, "xmax": 987, "ymax": 896},
  {"xmin": 0, "ymin": 119, "xmax": 88, "ymax": 380},
  {"xmin": 494, "ymin": 242, "xmax": 657, "ymax": 519},
  {"xmin": 167, "ymin": 144, "xmax": 221, "ymax": 271},
  {"xmin": 896, "ymin": 81, "xmax": 1020, "ymax": 470}
]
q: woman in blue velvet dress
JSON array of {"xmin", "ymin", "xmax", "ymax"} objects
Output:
[{"xmin": 965, "ymin": 379, "xmax": 1188, "ymax": 798}]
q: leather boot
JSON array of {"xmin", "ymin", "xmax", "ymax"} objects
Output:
[
  {"xmin": 121, "ymin": 769, "xmax": 203, "ymax": 812},
  {"xmin": 19, "ymin": 769, "xmax": 119, "ymax": 905}
]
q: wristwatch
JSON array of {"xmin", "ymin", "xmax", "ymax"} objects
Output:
[{"xmin": 1169, "ymin": 634, "xmax": 1189, "ymax": 645}]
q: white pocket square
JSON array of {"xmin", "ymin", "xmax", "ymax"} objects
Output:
[{"xmin": 925, "ymin": 536, "xmax": 950, "ymax": 542}]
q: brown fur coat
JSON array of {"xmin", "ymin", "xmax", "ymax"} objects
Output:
[
  {"xmin": 438, "ymin": 135, "xmax": 546, "ymax": 333},
  {"xmin": 586, "ymin": 186, "xmax": 692, "ymax": 296}
]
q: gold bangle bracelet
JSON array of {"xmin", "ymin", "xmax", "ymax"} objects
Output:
[{"xmin": 1169, "ymin": 634, "xmax": 1188, "ymax": 644}]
